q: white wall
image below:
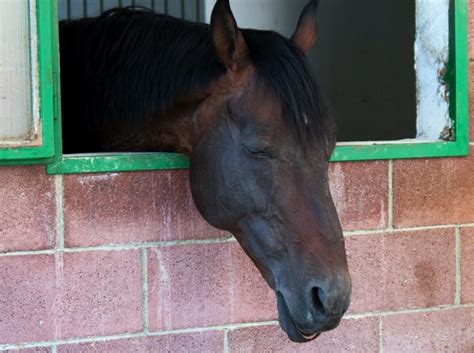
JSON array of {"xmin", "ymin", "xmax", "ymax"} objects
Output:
[
  {"xmin": 204, "ymin": 0, "xmax": 306, "ymax": 38},
  {"xmin": 415, "ymin": 0, "xmax": 450, "ymax": 140}
]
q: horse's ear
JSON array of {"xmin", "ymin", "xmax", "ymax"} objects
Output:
[
  {"xmin": 291, "ymin": 0, "xmax": 319, "ymax": 54},
  {"xmin": 211, "ymin": 0, "xmax": 249, "ymax": 72}
]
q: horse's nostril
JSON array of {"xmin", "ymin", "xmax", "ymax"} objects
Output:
[{"xmin": 311, "ymin": 287, "xmax": 326, "ymax": 314}]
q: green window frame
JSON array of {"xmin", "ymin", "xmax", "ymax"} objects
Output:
[
  {"xmin": 331, "ymin": 0, "xmax": 470, "ymax": 162},
  {"xmin": 0, "ymin": 0, "xmax": 469, "ymax": 173},
  {"xmin": 0, "ymin": 1, "xmax": 57, "ymax": 166}
]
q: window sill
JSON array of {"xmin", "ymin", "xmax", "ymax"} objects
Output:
[
  {"xmin": 45, "ymin": 138, "xmax": 469, "ymax": 175},
  {"xmin": 46, "ymin": 152, "xmax": 189, "ymax": 174}
]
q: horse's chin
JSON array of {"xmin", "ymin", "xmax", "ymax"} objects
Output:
[{"xmin": 276, "ymin": 292, "xmax": 321, "ymax": 343}]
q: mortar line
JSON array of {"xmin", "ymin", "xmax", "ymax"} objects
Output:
[
  {"xmin": 0, "ymin": 249, "xmax": 56, "ymax": 257},
  {"xmin": 378, "ymin": 317, "xmax": 384, "ymax": 353},
  {"xmin": 51, "ymin": 345, "xmax": 57, "ymax": 353},
  {"xmin": 63, "ymin": 237, "xmax": 237, "ymax": 252},
  {"xmin": 149, "ymin": 320, "xmax": 280, "ymax": 335},
  {"xmin": 343, "ymin": 223, "xmax": 466, "ymax": 237},
  {"xmin": 387, "ymin": 160, "xmax": 394, "ymax": 230},
  {"xmin": 344, "ymin": 303, "xmax": 474, "ymax": 319},
  {"xmin": 141, "ymin": 248, "xmax": 150, "ymax": 333},
  {"xmin": 223, "ymin": 329, "xmax": 229, "ymax": 353},
  {"xmin": 54, "ymin": 174, "xmax": 66, "ymax": 342},
  {"xmin": 0, "ymin": 332, "xmax": 145, "ymax": 351},
  {"xmin": 0, "ymin": 321, "xmax": 278, "ymax": 351},
  {"xmin": 2, "ymin": 221, "xmax": 474, "ymax": 257},
  {"xmin": 144, "ymin": 237, "xmax": 237, "ymax": 248},
  {"xmin": 0, "ymin": 237, "xmax": 237, "ymax": 257},
  {"xmin": 55, "ymin": 175, "xmax": 65, "ymax": 250},
  {"xmin": 3, "ymin": 304, "xmax": 474, "ymax": 351},
  {"xmin": 455, "ymin": 226, "xmax": 462, "ymax": 305},
  {"xmin": 343, "ymin": 229, "xmax": 388, "ymax": 237}
]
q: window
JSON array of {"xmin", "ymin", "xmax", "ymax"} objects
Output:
[
  {"xmin": 0, "ymin": 0, "xmax": 56, "ymax": 166},
  {"xmin": 201, "ymin": 0, "xmax": 470, "ymax": 162},
  {"xmin": 0, "ymin": 0, "xmax": 468, "ymax": 173},
  {"xmin": 47, "ymin": 0, "xmax": 198, "ymax": 174},
  {"xmin": 330, "ymin": 0, "xmax": 469, "ymax": 161}
]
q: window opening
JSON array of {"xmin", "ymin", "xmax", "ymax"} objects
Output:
[
  {"xmin": 204, "ymin": 0, "xmax": 451, "ymax": 143},
  {"xmin": 45, "ymin": 0, "xmax": 468, "ymax": 174}
]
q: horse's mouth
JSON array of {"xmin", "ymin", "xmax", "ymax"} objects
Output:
[{"xmin": 276, "ymin": 292, "xmax": 321, "ymax": 343}]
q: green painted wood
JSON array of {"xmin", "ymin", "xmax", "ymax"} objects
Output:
[
  {"xmin": 331, "ymin": 141, "xmax": 469, "ymax": 162},
  {"xmin": 49, "ymin": 0, "xmax": 64, "ymax": 170},
  {"xmin": 0, "ymin": 0, "xmax": 57, "ymax": 164},
  {"xmin": 47, "ymin": 152, "xmax": 190, "ymax": 174},
  {"xmin": 453, "ymin": 0, "xmax": 470, "ymax": 146}
]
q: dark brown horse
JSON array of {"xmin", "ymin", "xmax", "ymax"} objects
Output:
[{"xmin": 60, "ymin": 0, "xmax": 351, "ymax": 342}]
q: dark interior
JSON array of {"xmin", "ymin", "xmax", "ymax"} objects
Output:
[
  {"xmin": 309, "ymin": 0, "xmax": 417, "ymax": 141},
  {"xmin": 58, "ymin": 0, "xmax": 417, "ymax": 144}
]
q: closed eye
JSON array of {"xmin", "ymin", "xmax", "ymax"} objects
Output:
[{"xmin": 243, "ymin": 144, "xmax": 274, "ymax": 159}]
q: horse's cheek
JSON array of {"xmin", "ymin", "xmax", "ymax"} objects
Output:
[
  {"xmin": 189, "ymin": 117, "xmax": 272, "ymax": 229},
  {"xmin": 188, "ymin": 145, "xmax": 244, "ymax": 230}
]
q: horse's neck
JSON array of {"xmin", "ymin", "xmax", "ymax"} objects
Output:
[
  {"xmin": 147, "ymin": 102, "xmax": 200, "ymax": 155},
  {"xmin": 106, "ymin": 95, "xmax": 206, "ymax": 155}
]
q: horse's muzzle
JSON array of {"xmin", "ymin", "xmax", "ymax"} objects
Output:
[{"xmin": 276, "ymin": 274, "xmax": 352, "ymax": 342}]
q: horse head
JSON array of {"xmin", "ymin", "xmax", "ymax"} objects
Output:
[{"xmin": 189, "ymin": 0, "xmax": 351, "ymax": 342}]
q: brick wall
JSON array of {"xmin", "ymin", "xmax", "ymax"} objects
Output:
[{"xmin": 1, "ymin": 9, "xmax": 474, "ymax": 353}]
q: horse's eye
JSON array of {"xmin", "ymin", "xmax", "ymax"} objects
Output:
[{"xmin": 243, "ymin": 144, "xmax": 274, "ymax": 159}]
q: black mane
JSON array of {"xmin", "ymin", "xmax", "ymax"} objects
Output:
[{"xmin": 60, "ymin": 7, "xmax": 332, "ymax": 152}]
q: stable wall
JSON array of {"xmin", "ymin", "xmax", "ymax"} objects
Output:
[{"xmin": 1, "ymin": 7, "xmax": 474, "ymax": 353}]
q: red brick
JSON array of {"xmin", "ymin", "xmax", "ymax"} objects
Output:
[
  {"xmin": 383, "ymin": 308, "xmax": 474, "ymax": 353},
  {"xmin": 393, "ymin": 148, "xmax": 474, "ymax": 227},
  {"xmin": 56, "ymin": 250, "xmax": 143, "ymax": 339},
  {"xmin": 63, "ymin": 170, "xmax": 227, "ymax": 247},
  {"xmin": 0, "ymin": 167, "xmax": 56, "ymax": 252},
  {"xmin": 461, "ymin": 227, "xmax": 474, "ymax": 303},
  {"xmin": 0, "ymin": 255, "xmax": 56, "ymax": 344},
  {"xmin": 346, "ymin": 229, "xmax": 455, "ymax": 313},
  {"xmin": 0, "ymin": 250, "xmax": 143, "ymax": 344},
  {"xmin": 148, "ymin": 242, "xmax": 276, "ymax": 330},
  {"xmin": 228, "ymin": 317, "xmax": 379, "ymax": 353},
  {"xmin": 58, "ymin": 332, "xmax": 223, "ymax": 353},
  {"xmin": 329, "ymin": 161, "xmax": 388, "ymax": 231}
]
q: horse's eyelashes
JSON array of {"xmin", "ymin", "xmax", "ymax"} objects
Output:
[{"xmin": 243, "ymin": 144, "xmax": 274, "ymax": 159}]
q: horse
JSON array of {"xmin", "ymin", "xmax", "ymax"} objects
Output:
[{"xmin": 59, "ymin": 0, "xmax": 351, "ymax": 342}]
